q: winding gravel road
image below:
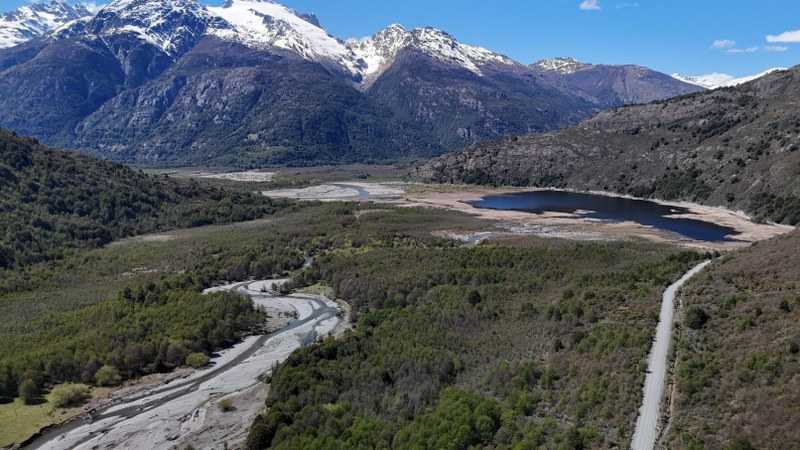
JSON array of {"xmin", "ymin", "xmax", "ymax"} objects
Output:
[
  {"xmin": 630, "ymin": 260, "xmax": 712, "ymax": 450},
  {"xmin": 27, "ymin": 280, "xmax": 342, "ymax": 450}
]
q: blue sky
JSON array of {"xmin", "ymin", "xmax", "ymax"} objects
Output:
[{"xmin": 5, "ymin": 0, "xmax": 800, "ymax": 77}]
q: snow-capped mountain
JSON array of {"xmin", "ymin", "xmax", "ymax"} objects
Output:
[
  {"xmin": 56, "ymin": 0, "xmax": 226, "ymax": 57},
  {"xmin": 0, "ymin": 0, "xmax": 705, "ymax": 166},
  {"xmin": 672, "ymin": 68, "xmax": 787, "ymax": 90},
  {"xmin": 532, "ymin": 57, "xmax": 588, "ymax": 75},
  {"xmin": 204, "ymin": 2, "xmax": 517, "ymax": 82},
  {"xmin": 0, "ymin": 0, "xmax": 94, "ymax": 49},
  {"xmin": 207, "ymin": 0, "xmax": 365, "ymax": 76},
  {"xmin": 347, "ymin": 24, "xmax": 517, "ymax": 83},
  {"xmin": 41, "ymin": 0, "xmax": 515, "ymax": 81}
]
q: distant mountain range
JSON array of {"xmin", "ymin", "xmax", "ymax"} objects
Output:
[
  {"xmin": 417, "ymin": 67, "xmax": 800, "ymax": 225},
  {"xmin": 672, "ymin": 68, "xmax": 788, "ymax": 90},
  {"xmin": 532, "ymin": 57, "xmax": 702, "ymax": 108},
  {"xmin": 0, "ymin": 0, "xmax": 702, "ymax": 165}
]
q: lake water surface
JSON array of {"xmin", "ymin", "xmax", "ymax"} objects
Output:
[{"xmin": 469, "ymin": 190, "xmax": 738, "ymax": 242}]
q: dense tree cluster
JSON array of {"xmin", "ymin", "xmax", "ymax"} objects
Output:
[
  {"xmin": 248, "ymin": 230, "xmax": 702, "ymax": 449},
  {"xmin": 0, "ymin": 129, "xmax": 279, "ymax": 271},
  {"xmin": 0, "ymin": 277, "xmax": 264, "ymax": 403}
]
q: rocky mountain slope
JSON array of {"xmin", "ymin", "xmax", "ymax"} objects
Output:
[
  {"xmin": 532, "ymin": 57, "xmax": 703, "ymax": 108},
  {"xmin": 417, "ymin": 67, "xmax": 800, "ymax": 225},
  {"xmin": 0, "ymin": 0, "xmax": 93, "ymax": 49},
  {"xmin": 0, "ymin": 0, "xmax": 697, "ymax": 165}
]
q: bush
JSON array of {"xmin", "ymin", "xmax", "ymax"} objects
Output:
[
  {"xmin": 186, "ymin": 353, "xmax": 210, "ymax": 369},
  {"xmin": 95, "ymin": 365, "xmax": 122, "ymax": 387},
  {"xmin": 685, "ymin": 307, "xmax": 710, "ymax": 330},
  {"xmin": 51, "ymin": 384, "xmax": 91, "ymax": 408},
  {"xmin": 19, "ymin": 379, "xmax": 40, "ymax": 405},
  {"xmin": 218, "ymin": 398, "xmax": 236, "ymax": 412},
  {"xmin": 166, "ymin": 342, "xmax": 189, "ymax": 368}
]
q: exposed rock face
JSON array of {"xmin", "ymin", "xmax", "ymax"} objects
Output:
[{"xmin": 417, "ymin": 67, "xmax": 800, "ymax": 224}]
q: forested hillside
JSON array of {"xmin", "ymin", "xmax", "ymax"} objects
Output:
[
  {"xmin": 0, "ymin": 129, "xmax": 277, "ymax": 270},
  {"xmin": 418, "ymin": 67, "xmax": 800, "ymax": 225}
]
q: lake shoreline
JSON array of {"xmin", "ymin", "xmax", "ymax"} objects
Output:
[{"xmin": 401, "ymin": 185, "xmax": 793, "ymax": 250}]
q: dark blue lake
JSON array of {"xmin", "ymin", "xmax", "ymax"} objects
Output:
[{"xmin": 469, "ymin": 190, "xmax": 738, "ymax": 242}]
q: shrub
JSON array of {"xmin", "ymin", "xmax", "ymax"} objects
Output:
[
  {"xmin": 95, "ymin": 365, "xmax": 122, "ymax": 387},
  {"xmin": 685, "ymin": 307, "xmax": 710, "ymax": 330},
  {"xmin": 218, "ymin": 398, "xmax": 236, "ymax": 412},
  {"xmin": 186, "ymin": 353, "xmax": 210, "ymax": 368},
  {"xmin": 51, "ymin": 384, "xmax": 91, "ymax": 408},
  {"xmin": 19, "ymin": 379, "xmax": 40, "ymax": 405},
  {"xmin": 165, "ymin": 342, "xmax": 189, "ymax": 368}
]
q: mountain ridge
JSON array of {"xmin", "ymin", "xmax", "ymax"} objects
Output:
[
  {"xmin": 0, "ymin": 0, "xmax": 94, "ymax": 48},
  {"xmin": 531, "ymin": 57, "xmax": 704, "ymax": 108},
  {"xmin": 0, "ymin": 0, "xmax": 703, "ymax": 165}
]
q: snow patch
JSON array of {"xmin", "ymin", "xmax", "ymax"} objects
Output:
[
  {"xmin": 348, "ymin": 24, "xmax": 516, "ymax": 80},
  {"xmin": 0, "ymin": 0, "xmax": 94, "ymax": 48},
  {"xmin": 532, "ymin": 57, "xmax": 588, "ymax": 74},
  {"xmin": 207, "ymin": 0, "xmax": 364, "ymax": 76}
]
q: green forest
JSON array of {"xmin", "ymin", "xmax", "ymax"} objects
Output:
[
  {"xmin": 243, "ymin": 206, "xmax": 704, "ymax": 449},
  {"xmin": 0, "ymin": 130, "xmax": 280, "ymax": 271}
]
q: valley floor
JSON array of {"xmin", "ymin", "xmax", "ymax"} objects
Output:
[
  {"xmin": 4, "ymin": 174, "xmax": 796, "ymax": 450},
  {"xmin": 30, "ymin": 281, "xmax": 346, "ymax": 450},
  {"xmin": 260, "ymin": 182, "xmax": 792, "ymax": 251}
]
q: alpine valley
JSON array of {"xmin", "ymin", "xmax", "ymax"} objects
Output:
[
  {"xmin": 0, "ymin": 0, "xmax": 702, "ymax": 166},
  {"xmin": 2, "ymin": 2, "xmax": 800, "ymax": 450}
]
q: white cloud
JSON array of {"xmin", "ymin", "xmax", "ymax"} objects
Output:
[
  {"xmin": 766, "ymin": 30, "xmax": 800, "ymax": 43},
  {"xmin": 711, "ymin": 39, "xmax": 736, "ymax": 50},
  {"xmin": 764, "ymin": 45, "xmax": 789, "ymax": 52},
  {"xmin": 726, "ymin": 47, "xmax": 759, "ymax": 54},
  {"xmin": 579, "ymin": 0, "xmax": 601, "ymax": 11}
]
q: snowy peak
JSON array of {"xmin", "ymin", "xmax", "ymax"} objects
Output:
[
  {"xmin": 348, "ymin": 24, "xmax": 517, "ymax": 81},
  {"xmin": 672, "ymin": 68, "xmax": 787, "ymax": 90},
  {"xmin": 1, "ymin": 0, "xmax": 522, "ymax": 83},
  {"xmin": 65, "ymin": 0, "xmax": 224, "ymax": 56},
  {"xmin": 532, "ymin": 57, "xmax": 589, "ymax": 75},
  {"xmin": 0, "ymin": 0, "xmax": 94, "ymax": 48},
  {"xmin": 205, "ymin": 2, "xmax": 517, "ymax": 82},
  {"xmin": 208, "ymin": 0, "xmax": 363, "ymax": 75}
]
